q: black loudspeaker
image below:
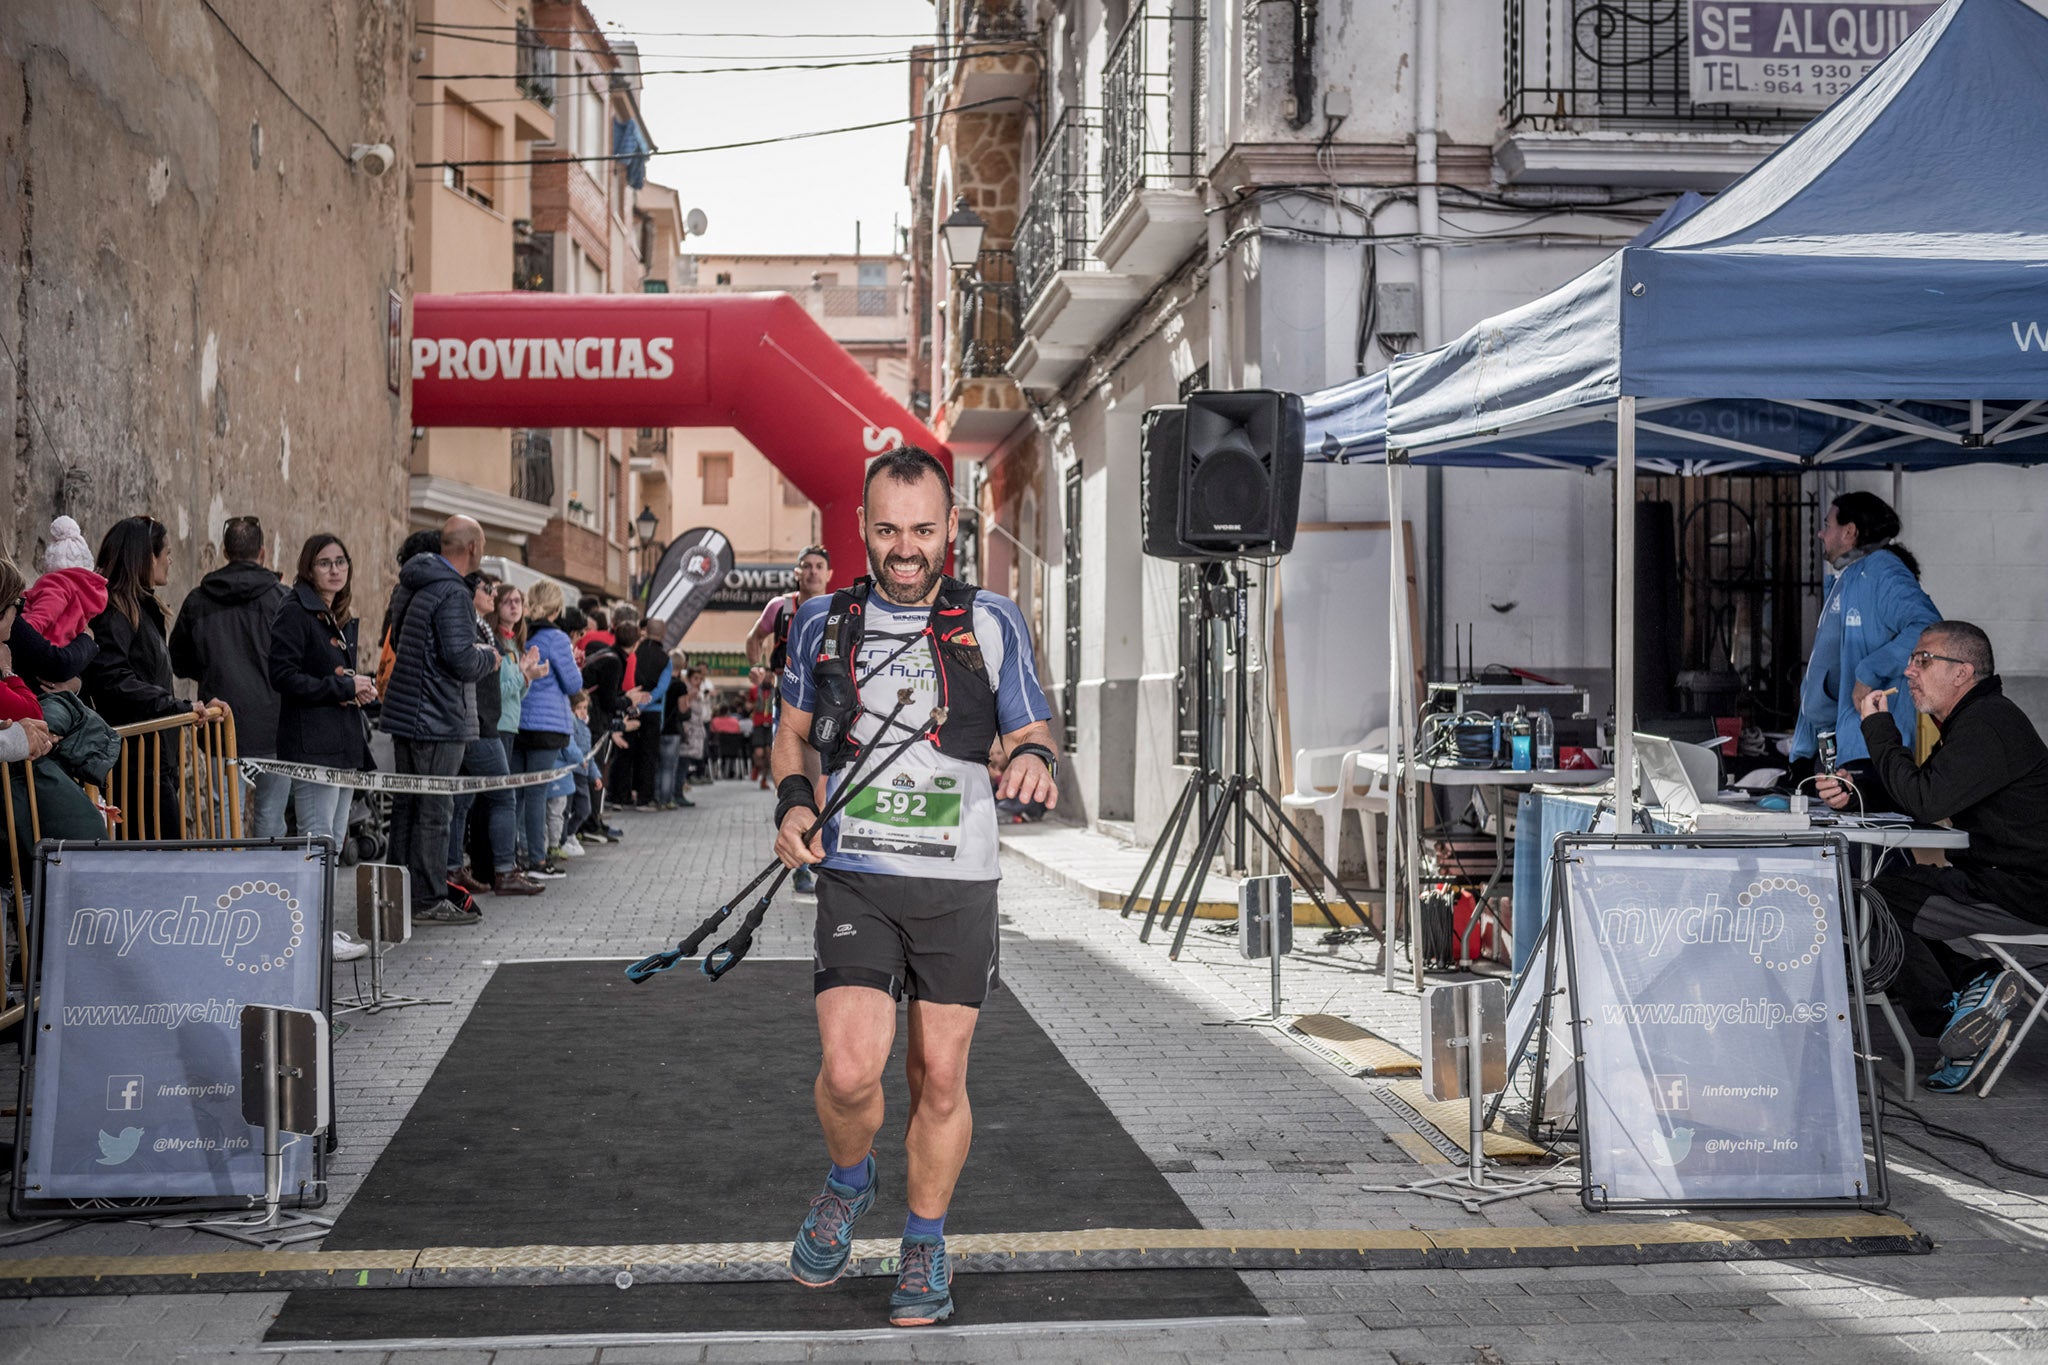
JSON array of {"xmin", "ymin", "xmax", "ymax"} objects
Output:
[
  {"xmin": 1140, "ymin": 405, "xmax": 1212, "ymax": 562},
  {"xmin": 1178, "ymin": 389, "xmax": 1305, "ymax": 556}
]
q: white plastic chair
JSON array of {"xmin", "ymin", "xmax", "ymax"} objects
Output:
[{"xmin": 1280, "ymin": 727, "xmax": 1389, "ymax": 894}]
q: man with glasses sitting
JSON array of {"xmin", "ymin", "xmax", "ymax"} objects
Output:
[{"xmin": 1818, "ymin": 621, "xmax": 2048, "ymax": 1091}]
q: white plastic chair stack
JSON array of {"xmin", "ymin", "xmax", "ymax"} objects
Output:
[{"xmin": 1280, "ymin": 727, "xmax": 1390, "ymax": 895}]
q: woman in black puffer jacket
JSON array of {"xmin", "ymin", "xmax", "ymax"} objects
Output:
[{"xmin": 270, "ymin": 534, "xmax": 374, "ymax": 851}]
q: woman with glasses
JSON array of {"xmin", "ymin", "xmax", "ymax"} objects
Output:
[{"xmin": 269, "ymin": 534, "xmax": 374, "ymax": 854}]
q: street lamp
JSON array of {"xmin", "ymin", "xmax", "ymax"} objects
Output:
[
  {"xmin": 941, "ymin": 196, "xmax": 986, "ymax": 277},
  {"xmin": 633, "ymin": 505, "xmax": 660, "ymax": 599},
  {"xmin": 635, "ymin": 504, "xmax": 660, "ymax": 547}
]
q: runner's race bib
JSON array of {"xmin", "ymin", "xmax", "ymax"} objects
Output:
[{"xmin": 838, "ymin": 775, "xmax": 963, "ymax": 860}]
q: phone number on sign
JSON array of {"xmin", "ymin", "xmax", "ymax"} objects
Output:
[{"xmin": 1756, "ymin": 58, "xmax": 1875, "ymax": 95}]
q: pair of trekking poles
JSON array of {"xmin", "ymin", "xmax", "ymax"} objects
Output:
[{"xmin": 626, "ymin": 688, "xmax": 940, "ymax": 984}]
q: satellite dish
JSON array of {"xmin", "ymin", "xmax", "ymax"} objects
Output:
[{"xmin": 685, "ymin": 207, "xmax": 709, "ymax": 238}]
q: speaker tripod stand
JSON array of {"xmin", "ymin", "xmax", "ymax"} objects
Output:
[{"xmin": 1119, "ymin": 562, "xmax": 1379, "ymax": 961}]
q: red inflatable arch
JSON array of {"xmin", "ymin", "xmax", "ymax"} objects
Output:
[{"xmin": 409, "ymin": 292, "xmax": 950, "ymax": 583}]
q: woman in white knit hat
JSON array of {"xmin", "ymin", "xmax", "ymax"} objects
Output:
[{"xmin": 14, "ymin": 516, "xmax": 105, "ymax": 689}]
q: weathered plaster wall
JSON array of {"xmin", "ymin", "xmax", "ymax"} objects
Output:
[{"xmin": 0, "ymin": 0, "xmax": 412, "ymax": 649}]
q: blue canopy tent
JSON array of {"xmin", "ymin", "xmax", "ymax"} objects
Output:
[{"xmin": 1298, "ymin": 0, "xmax": 2048, "ymax": 986}]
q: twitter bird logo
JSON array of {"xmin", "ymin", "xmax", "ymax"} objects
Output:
[
  {"xmin": 96, "ymin": 1127, "xmax": 144, "ymax": 1166},
  {"xmin": 1648, "ymin": 1125, "xmax": 1694, "ymax": 1168}
]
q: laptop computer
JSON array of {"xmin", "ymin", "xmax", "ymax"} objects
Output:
[{"xmin": 1634, "ymin": 733, "xmax": 1812, "ymax": 832}]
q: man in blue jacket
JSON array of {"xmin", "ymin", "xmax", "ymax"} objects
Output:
[
  {"xmin": 381, "ymin": 516, "xmax": 499, "ymax": 924},
  {"xmin": 1792, "ymin": 491, "xmax": 1940, "ymax": 798}
]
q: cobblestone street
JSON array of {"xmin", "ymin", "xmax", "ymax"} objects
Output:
[{"xmin": 4, "ymin": 778, "xmax": 2047, "ymax": 1364}]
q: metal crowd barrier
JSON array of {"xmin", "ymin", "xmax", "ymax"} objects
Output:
[
  {"xmin": 1, "ymin": 754, "xmax": 42, "ymax": 1032},
  {"xmin": 92, "ymin": 704, "xmax": 244, "ymax": 842}
]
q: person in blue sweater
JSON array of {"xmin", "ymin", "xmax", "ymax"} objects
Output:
[
  {"xmin": 1792, "ymin": 491, "xmax": 1940, "ymax": 801},
  {"xmin": 511, "ymin": 581, "xmax": 583, "ymax": 879}
]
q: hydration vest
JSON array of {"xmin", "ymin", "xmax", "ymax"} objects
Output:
[
  {"xmin": 807, "ymin": 575, "xmax": 998, "ymax": 774},
  {"xmin": 768, "ymin": 592, "xmax": 799, "ymax": 674}
]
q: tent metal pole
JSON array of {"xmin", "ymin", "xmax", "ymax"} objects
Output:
[
  {"xmin": 1614, "ymin": 396, "xmax": 1637, "ymax": 820},
  {"xmin": 1385, "ymin": 458, "xmax": 1406, "ymax": 990}
]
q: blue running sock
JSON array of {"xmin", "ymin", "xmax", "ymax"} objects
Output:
[
  {"xmin": 829, "ymin": 1157, "xmax": 871, "ymax": 1192},
  {"xmin": 905, "ymin": 1210, "xmax": 945, "ymax": 1239}
]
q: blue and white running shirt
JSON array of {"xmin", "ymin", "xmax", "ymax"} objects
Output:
[{"xmin": 781, "ymin": 586, "xmax": 1050, "ymax": 881}]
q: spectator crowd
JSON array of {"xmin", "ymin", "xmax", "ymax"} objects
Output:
[{"xmin": 0, "ymin": 510, "xmax": 760, "ymax": 963}]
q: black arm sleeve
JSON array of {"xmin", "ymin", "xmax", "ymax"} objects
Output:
[
  {"xmin": 1861, "ymin": 710, "xmax": 2015, "ymax": 825},
  {"xmin": 10, "ymin": 617, "xmax": 97, "ymax": 683}
]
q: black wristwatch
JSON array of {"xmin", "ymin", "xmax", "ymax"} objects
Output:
[{"xmin": 1010, "ymin": 742, "xmax": 1060, "ymax": 784}]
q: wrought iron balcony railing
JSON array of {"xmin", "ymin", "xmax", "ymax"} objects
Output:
[
  {"xmin": 1015, "ymin": 110, "xmax": 1102, "ymax": 313},
  {"xmin": 1503, "ymin": 0, "xmax": 1810, "ymax": 132},
  {"xmin": 1103, "ymin": 1, "xmax": 1202, "ymax": 220},
  {"xmin": 515, "ymin": 22, "xmax": 556, "ymax": 108},
  {"xmin": 511, "ymin": 430, "xmax": 555, "ymax": 506},
  {"xmin": 957, "ymin": 249, "xmax": 1019, "ymax": 379}
]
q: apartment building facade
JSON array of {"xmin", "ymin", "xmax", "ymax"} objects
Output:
[
  {"xmin": 910, "ymin": 1, "xmax": 2044, "ymax": 848},
  {"xmin": 660, "ymin": 253, "xmax": 913, "ymax": 673},
  {"xmin": 408, "ymin": 0, "xmax": 672, "ymax": 600}
]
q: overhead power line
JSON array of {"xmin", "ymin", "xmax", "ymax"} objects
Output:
[
  {"xmin": 416, "ymin": 95, "xmax": 1021, "ymax": 173},
  {"xmin": 416, "ymin": 21, "xmax": 948, "ymax": 39},
  {"xmin": 413, "ymin": 48, "xmax": 1033, "ymax": 84}
]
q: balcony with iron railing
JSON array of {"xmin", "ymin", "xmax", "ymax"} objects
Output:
[
  {"xmin": 957, "ymin": 249, "xmax": 1019, "ymax": 380},
  {"xmin": 1498, "ymin": 0, "xmax": 1811, "ymax": 186},
  {"xmin": 515, "ymin": 21, "xmax": 556, "ymax": 108},
  {"xmin": 1102, "ymin": 1, "xmax": 1202, "ymax": 220},
  {"xmin": 1010, "ymin": 109, "xmax": 1146, "ymax": 392},
  {"xmin": 1098, "ymin": 1, "xmax": 1206, "ymax": 279},
  {"xmin": 1015, "ymin": 110, "xmax": 1103, "ymax": 315},
  {"xmin": 511, "ymin": 430, "xmax": 555, "ymax": 506}
]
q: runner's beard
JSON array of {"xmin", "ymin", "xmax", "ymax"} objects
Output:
[{"xmin": 870, "ymin": 545, "xmax": 942, "ymax": 606}]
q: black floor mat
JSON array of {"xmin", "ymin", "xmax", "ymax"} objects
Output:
[{"xmin": 268, "ymin": 959, "xmax": 1262, "ymax": 1340}]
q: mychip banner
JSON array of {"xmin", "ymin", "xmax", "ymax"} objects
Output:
[
  {"xmin": 1561, "ymin": 838, "xmax": 1879, "ymax": 1208},
  {"xmin": 16, "ymin": 842, "xmax": 330, "ymax": 1210}
]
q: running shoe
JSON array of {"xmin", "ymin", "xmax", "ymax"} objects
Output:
[
  {"xmin": 558, "ymin": 837, "xmax": 587, "ymax": 857},
  {"xmin": 1937, "ymin": 969, "xmax": 2022, "ymax": 1059},
  {"xmin": 528, "ymin": 861, "xmax": 568, "ymax": 880},
  {"xmin": 789, "ymin": 1155, "xmax": 877, "ymax": 1287},
  {"xmin": 793, "ymin": 865, "xmax": 817, "ymax": 895},
  {"xmin": 888, "ymin": 1234, "xmax": 954, "ymax": 1326},
  {"xmin": 414, "ymin": 899, "xmax": 480, "ymax": 926},
  {"xmin": 1925, "ymin": 1021, "xmax": 2012, "ymax": 1094}
]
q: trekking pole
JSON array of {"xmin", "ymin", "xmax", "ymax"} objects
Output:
[
  {"xmin": 624, "ymin": 690, "xmax": 921, "ymax": 984},
  {"xmin": 699, "ymin": 703, "xmax": 948, "ymax": 981}
]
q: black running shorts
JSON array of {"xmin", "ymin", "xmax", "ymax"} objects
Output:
[{"xmin": 812, "ymin": 869, "xmax": 1001, "ymax": 1007}]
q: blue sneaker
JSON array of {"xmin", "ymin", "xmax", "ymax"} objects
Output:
[
  {"xmin": 1937, "ymin": 969, "xmax": 2021, "ymax": 1059},
  {"xmin": 1925, "ymin": 1021, "xmax": 2012, "ymax": 1094},
  {"xmin": 888, "ymin": 1233, "xmax": 954, "ymax": 1326},
  {"xmin": 789, "ymin": 1155, "xmax": 877, "ymax": 1287}
]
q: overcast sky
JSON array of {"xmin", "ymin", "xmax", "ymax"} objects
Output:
[{"xmin": 593, "ymin": 0, "xmax": 936, "ymax": 258}]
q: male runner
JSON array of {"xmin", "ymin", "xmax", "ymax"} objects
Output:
[
  {"xmin": 772, "ymin": 447, "xmax": 1057, "ymax": 1327},
  {"xmin": 751, "ymin": 543, "xmax": 834, "ymax": 892}
]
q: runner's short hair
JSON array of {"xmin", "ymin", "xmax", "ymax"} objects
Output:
[
  {"xmin": 799, "ymin": 543, "xmax": 830, "ymax": 564},
  {"xmin": 862, "ymin": 446, "xmax": 951, "ymax": 509}
]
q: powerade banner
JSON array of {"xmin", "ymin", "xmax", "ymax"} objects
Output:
[
  {"xmin": 641, "ymin": 527, "xmax": 735, "ymax": 651},
  {"xmin": 21, "ymin": 844, "xmax": 328, "ymax": 1204},
  {"xmin": 708, "ymin": 562, "xmax": 799, "ymax": 613},
  {"xmin": 1563, "ymin": 842, "xmax": 1872, "ymax": 1207}
]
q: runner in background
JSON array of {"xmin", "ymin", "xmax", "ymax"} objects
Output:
[{"xmin": 748, "ymin": 544, "xmax": 834, "ymax": 891}]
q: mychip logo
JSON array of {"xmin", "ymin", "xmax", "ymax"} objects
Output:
[
  {"xmin": 66, "ymin": 881, "xmax": 305, "ymax": 972},
  {"xmin": 1594, "ymin": 879, "xmax": 1829, "ymax": 974}
]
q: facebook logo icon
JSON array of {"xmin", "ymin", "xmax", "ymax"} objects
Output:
[
  {"xmin": 107, "ymin": 1076, "xmax": 144, "ymax": 1112},
  {"xmin": 1653, "ymin": 1073, "xmax": 1690, "ymax": 1112}
]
